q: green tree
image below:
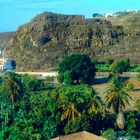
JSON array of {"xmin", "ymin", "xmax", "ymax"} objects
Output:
[
  {"xmin": 92, "ymin": 13, "xmax": 103, "ymax": 18},
  {"xmin": 58, "ymin": 54, "xmax": 96, "ymax": 85},
  {"xmin": 101, "ymin": 128, "xmax": 117, "ymax": 140},
  {"xmin": 119, "ymin": 58, "xmax": 130, "ymax": 72},
  {"xmin": 57, "ymin": 85, "xmax": 104, "ymax": 136},
  {"xmin": 135, "ymin": 99, "xmax": 140, "ymax": 113},
  {"xmin": 58, "ymin": 87, "xmax": 81, "ymax": 122},
  {"xmin": 110, "ymin": 60, "xmax": 122, "ymax": 74},
  {"xmin": 136, "ymin": 72, "xmax": 140, "ymax": 81},
  {"xmin": 64, "ymin": 115, "xmax": 91, "ymax": 135},
  {"xmin": 28, "ymin": 90, "xmax": 60, "ymax": 139},
  {"xmin": 43, "ymin": 113, "xmax": 61, "ymax": 139},
  {"xmin": 125, "ymin": 83, "xmax": 134, "ymax": 91},
  {"xmin": 8, "ymin": 118, "xmax": 41, "ymax": 140},
  {"xmin": 105, "ymin": 77, "xmax": 132, "ymax": 129},
  {"xmin": 0, "ymin": 72, "xmax": 23, "ymax": 104},
  {"xmin": 125, "ymin": 112, "xmax": 137, "ymax": 135},
  {"xmin": 21, "ymin": 74, "xmax": 44, "ymax": 92},
  {"xmin": 110, "ymin": 58, "xmax": 130, "ymax": 74},
  {"xmin": 58, "ymin": 85, "xmax": 103, "ymax": 123}
]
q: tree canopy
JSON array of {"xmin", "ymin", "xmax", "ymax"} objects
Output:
[
  {"xmin": 58, "ymin": 54, "xmax": 96, "ymax": 85},
  {"xmin": 110, "ymin": 58, "xmax": 130, "ymax": 74},
  {"xmin": 105, "ymin": 77, "xmax": 132, "ymax": 114},
  {"xmin": 0, "ymin": 70, "xmax": 139, "ymax": 139},
  {"xmin": 105, "ymin": 77, "xmax": 133, "ymax": 129}
]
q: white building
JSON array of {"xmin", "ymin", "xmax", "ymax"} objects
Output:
[
  {"xmin": 0, "ymin": 58, "xmax": 7, "ymax": 70},
  {"xmin": 0, "ymin": 58, "xmax": 15, "ymax": 70},
  {"xmin": 104, "ymin": 13, "xmax": 114, "ymax": 18}
]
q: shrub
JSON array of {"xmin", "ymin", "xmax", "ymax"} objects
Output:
[
  {"xmin": 101, "ymin": 128, "xmax": 117, "ymax": 140},
  {"xmin": 137, "ymin": 72, "xmax": 140, "ymax": 81},
  {"xmin": 110, "ymin": 60, "xmax": 122, "ymax": 74},
  {"xmin": 125, "ymin": 83, "xmax": 134, "ymax": 91},
  {"xmin": 110, "ymin": 58, "xmax": 130, "ymax": 74},
  {"xmin": 135, "ymin": 99, "xmax": 140, "ymax": 112}
]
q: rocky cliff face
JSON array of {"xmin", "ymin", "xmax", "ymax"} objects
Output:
[
  {"xmin": 0, "ymin": 32, "xmax": 14, "ymax": 57},
  {"xmin": 107, "ymin": 11, "xmax": 140, "ymax": 63},
  {"xmin": 2, "ymin": 12, "xmax": 140, "ymax": 71}
]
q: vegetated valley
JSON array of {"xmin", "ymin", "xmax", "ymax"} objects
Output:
[
  {"xmin": 0, "ymin": 54, "xmax": 140, "ymax": 140},
  {"xmin": 0, "ymin": 11, "xmax": 140, "ymax": 140}
]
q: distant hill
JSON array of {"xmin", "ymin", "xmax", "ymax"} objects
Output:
[{"xmin": 1, "ymin": 11, "xmax": 140, "ymax": 71}]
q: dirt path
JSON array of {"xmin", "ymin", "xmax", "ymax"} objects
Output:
[{"xmin": 16, "ymin": 71, "xmax": 58, "ymax": 77}]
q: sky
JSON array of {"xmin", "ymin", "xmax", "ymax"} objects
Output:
[{"xmin": 0, "ymin": 0, "xmax": 140, "ymax": 32}]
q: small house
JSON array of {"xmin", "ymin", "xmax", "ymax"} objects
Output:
[{"xmin": 0, "ymin": 58, "xmax": 16, "ymax": 71}]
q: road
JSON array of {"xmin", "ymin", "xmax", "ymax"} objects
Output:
[{"xmin": 16, "ymin": 71, "xmax": 58, "ymax": 77}]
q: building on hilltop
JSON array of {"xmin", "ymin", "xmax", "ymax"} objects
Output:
[
  {"xmin": 104, "ymin": 13, "xmax": 114, "ymax": 18},
  {"xmin": 0, "ymin": 58, "xmax": 16, "ymax": 71}
]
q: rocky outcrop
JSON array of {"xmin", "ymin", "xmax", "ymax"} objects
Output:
[
  {"xmin": 3, "ymin": 12, "xmax": 125, "ymax": 71},
  {"xmin": 0, "ymin": 32, "xmax": 14, "ymax": 57},
  {"xmin": 107, "ymin": 11, "xmax": 140, "ymax": 63}
]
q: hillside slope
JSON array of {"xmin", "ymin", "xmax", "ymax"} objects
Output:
[
  {"xmin": 107, "ymin": 11, "xmax": 140, "ymax": 63},
  {"xmin": 0, "ymin": 32, "xmax": 15, "ymax": 57},
  {"xmin": 3, "ymin": 12, "xmax": 125, "ymax": 71}
]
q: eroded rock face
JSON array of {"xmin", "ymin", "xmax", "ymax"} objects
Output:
[
  {"xmin": 3, "ymin": 12, "xmax": 126, "ymax": 71},
  {"xmin": 107, "ymin": 11, "xmax": 140, "ymax": 63},
  {"xmin": 0, "ymin": 32, "xmax": 15, "ymax": 57}
]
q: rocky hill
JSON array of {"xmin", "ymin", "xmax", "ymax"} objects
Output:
[
  {"xmin": 107, "ymin": 11, "xmax": 140, "ymax": 63},
  {"xmin": 0, "ymin": 32, "xmax": 14, "ymax": 57},
  {"xmin": 2, "ymin": 11, "xmax": 140, "ymax": 71}
]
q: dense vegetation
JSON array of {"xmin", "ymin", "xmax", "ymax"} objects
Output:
[
  {"xmin": 0, "ymin": 55, "xmax": 140, "ymax": 139},
  {"xmin": 93, "ymin": 58, "xmax": 140, "ymax": 72},
  {"xmin": 58, "ymin": 54, "xmax": 96, "ymax": 85}
]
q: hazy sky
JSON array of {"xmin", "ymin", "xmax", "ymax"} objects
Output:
[{"xmin": 0, "ymin": 0, "xmax": 140, "ymax": 32}]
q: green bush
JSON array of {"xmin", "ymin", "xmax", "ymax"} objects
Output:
[
  {"xmin": 124, "ymin": 112, "xmax": 137, "ymax": 135},
  {"xmin": 110, "ymin": 60, "xmax": 122, "ymax": 74},
  {"xmin": 95, "ymin": 64, "xmax": 110, "ymax": 72},
  {"xmin": 137, "ymin": 72, "xmax": 140, "ymax": 81},
  {"xmin": 110, "ymin": 58, "xmax": 130, "ymax": 74},
  {"xmin": 135, "ymin": 99, "xmax": 140, "ymax": 112},
  {"xmin": 21, "ymin": 74, "xmax": 44, "ymax": 92},
  {"xmin": 0, "ymin": 71, "xmax": 139, "ymax": 139},
  {"xmin": 125, "ymin": 83, "xmax": 134, "ymax": 91},
  {"xmin": 45, "ymin": 76, "xmax": 55, "ymax": 84},
  {"xmin": 101, "ymin": 128, "xmax": 117, "ymax": 140},
  {"xmin": 117, "ymin": 130, "xmax": 137, "ymax": 140},
  {"xmin": 129, "ymin": 64, "xmax": 140, "ymax": 72},
  {"xmin": 119, "ymin": 58, "xmax": 130, "ymax": 72}
]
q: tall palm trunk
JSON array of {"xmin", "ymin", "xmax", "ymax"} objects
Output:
[
  {"xmin": 105, "ymin": 77, "xmax": 132, "ymax": 129},
  {"xmin": 116, "ymin": 112, "xmax": 125, "ymax": 129}
]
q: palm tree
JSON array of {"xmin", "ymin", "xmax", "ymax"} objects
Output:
[
  {"xmin": 0, "ymin": 72, "xmax": 22, "ymax": 104},
  {"xmin": 60, "ymin": 101, "xmax": 81, "ymax": 122},
  {"xmin": 105, "ymin": 77, "xmax": 132, "ymax": 129},
  {"xmin": 58, "ymin": 85, "xmax": 104, "ymax": 122},
  {"xmin": 58, "ymin": 89, "xmax": 81, "ymax": 122},
  {"xmin": 86, "ymin": 91, "xmax": 104, "ymax": 115}
]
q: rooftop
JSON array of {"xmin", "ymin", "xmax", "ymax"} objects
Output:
[{"xmin": 51, "ymin": 131, "xmax": 106, "ymax": 140}]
